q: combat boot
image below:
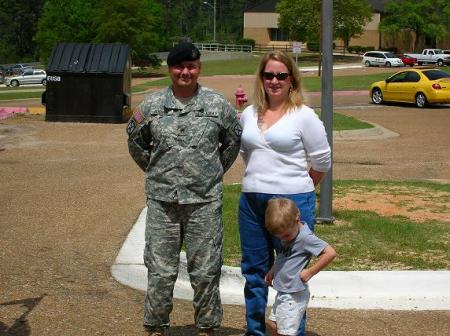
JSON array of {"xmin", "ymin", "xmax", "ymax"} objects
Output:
[
  {"xmin": 197, "ymin": 327, "xmax": 215, "ymax": 336},
  {"xmin": 144, "ymin": 326, "xmax": 168, "ymax": 336}
]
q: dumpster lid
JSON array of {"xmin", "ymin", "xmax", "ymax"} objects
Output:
[{"xmin": 47, "ymin": 43, "xmax": 129, "ymax": 74}]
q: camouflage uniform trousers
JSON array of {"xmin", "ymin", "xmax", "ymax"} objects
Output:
[{"xmin": 143, "ymin": 197, "xmax": 224, "ymax": 329}]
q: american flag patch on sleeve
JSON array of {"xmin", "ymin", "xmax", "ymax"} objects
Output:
[{"xmin": 132, "ymin": 107, "xmax": 144, "ymax": 123}]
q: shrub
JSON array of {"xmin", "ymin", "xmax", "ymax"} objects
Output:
[
  {"xmin": 237, "ymin": 38, "xmax": 255, "ymax": 47},
  {"xmin": 384, "ymin": 46, "xmax": 398, "ymax": 53},
  {"xmin": 307, "ymin": 41, "xmax": 320, "ymax": 52},
  {"xmin": 347, "ymin": 45, "xmax": 375, "ymax": 54},
  {"xmin": 133, "ymin": 54, "xmax": 162, "ymax": 69}
]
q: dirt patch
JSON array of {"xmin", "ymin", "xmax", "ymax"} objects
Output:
[{"xmin": 333, "ymin": 186, "xmax": 449, "ymax": 223}]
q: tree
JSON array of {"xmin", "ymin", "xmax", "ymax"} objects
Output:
[
  {"xmin": 155, "ymin": 0, "xmax": 263, "ymax": 44},
  {"xmin": 34, "ymin": 0, "xmax": 97, "ymax": 62},
  {"xmin": 35, "ymin": 0, "xmax": 165, "ymax": 64},
  {"xmin": 93, "ymin": 0, "xmax": 165, "ymax": 61},
  {"xmin": 276, "ymin": 0, "xmax": 372, "ymax": 48},
  {"xmin": 0, "ymin": 0, "xmax": 44, "ymax": 63},
  {"xmin": 277, "ymin": 0, "xmax": 321, "ymax": 42},
  {"xmin": 334, "ymin": 0, "xmax": 372, "ymax": 50},
  {"xmin": 380, "ymin": 0, "xmax": 450, "ymax": 51}
]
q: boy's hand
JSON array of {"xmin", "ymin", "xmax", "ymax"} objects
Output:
[
  {"xmin": 300, "ymin": 269, "xmax": 313, "ymax": 283},
  {"xmin": 300, "ymin": 245, "xmax": 336, "ymax": 283},
  {"xmin": 265, "ymin": 270, "xmax": 274, "ymax": 286}
]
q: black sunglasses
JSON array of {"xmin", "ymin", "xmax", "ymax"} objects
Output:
[{"xmin": 262, "ymin": 72, "xmax": 290, "ymax": 81}]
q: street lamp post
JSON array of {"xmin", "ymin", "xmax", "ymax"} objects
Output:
[{"xmin": 203, "ymin": 0, "xmax": 216, "ymax": 42}]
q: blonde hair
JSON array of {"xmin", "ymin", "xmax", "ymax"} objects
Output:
[
  {"xmin": 265, "ymin": 198, "xmax": 300, "ymax": 235},
  {"xmin": 253, "ymin": 50, "xmax": 304, "ymax": 114}
]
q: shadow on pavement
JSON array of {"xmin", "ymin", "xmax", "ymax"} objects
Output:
[
  {"xmin": 0, "ymin": 294, "xmax": 46, "ymax": 336},
  {"xmin": 168, "ymin": 325, "xmax": 244, "ymax": 335}
]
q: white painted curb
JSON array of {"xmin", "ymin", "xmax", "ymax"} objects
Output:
[{"xmin": 112, "ymin": 207, "xmax": 450, "ymax": 310}]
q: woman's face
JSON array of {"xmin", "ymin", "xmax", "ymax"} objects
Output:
[{"xmin": 262, "ymin": 59, "xmax": 291, "ymax": 102}]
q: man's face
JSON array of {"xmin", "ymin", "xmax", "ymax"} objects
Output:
[{"xmin": 168, "ymin": 60, "xmax": 201, "ymax": 92}]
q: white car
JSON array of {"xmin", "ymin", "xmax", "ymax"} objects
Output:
[
  {"xmin": 5, "ymin": 69, "xmax": 47, "ymax": 87},
  {"xmin": 362, "ymin": 51, "xmax": 404, "ymax": 67}
]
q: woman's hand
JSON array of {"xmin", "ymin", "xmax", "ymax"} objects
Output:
[{"xmin": 309, "ymin": 168, "xmax": 325, "ymax": 187}]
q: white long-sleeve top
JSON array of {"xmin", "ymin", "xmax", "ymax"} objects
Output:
[{"xmin": 240, "ymin": 104, "xmax": 331, "ymax": 194}]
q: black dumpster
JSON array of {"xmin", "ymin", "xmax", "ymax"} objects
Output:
[{"xmin": 43, "ymin": 42, "xmax": 131, "ymax": 123}]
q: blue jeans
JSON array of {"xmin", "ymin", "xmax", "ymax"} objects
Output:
[{"xmin": 239, "ymin": 192, "xmax": 316, "ymax": 336}]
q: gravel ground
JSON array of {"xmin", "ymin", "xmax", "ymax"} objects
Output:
[{"xmin": 1, "ymin": 70, "xmax": 449, "ymax": 335}]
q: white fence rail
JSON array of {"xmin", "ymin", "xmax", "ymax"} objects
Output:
[{"xmin": 193, "ymin": 43, "xmax": 252, "ymax": 53}]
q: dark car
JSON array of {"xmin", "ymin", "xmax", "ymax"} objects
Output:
[
  {"xmin": 5, "ymin": 63, "xmax": 32, "ymax": 76},
  {"xmin": 397, "ymin": 54, "xmax": 417, "ymax": 67}
]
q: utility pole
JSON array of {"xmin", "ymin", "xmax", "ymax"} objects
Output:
[
  {"xmin": 203, "ymin": 0, "xmax": 216, "ymax": 42},
  {"xmin": 317, "ymin": 0, "xmax": 335, "ymax": 224}
]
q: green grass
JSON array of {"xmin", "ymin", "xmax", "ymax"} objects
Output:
[
  {"xmin": 0, "ymin": 86, "xmax": 45, "ymax": 92},
  {"xmin": 132, "ymin": 78, "xmax": 171, "ymax": 93},
  {"xmin": 0, "ymin": 91, "xmax": 43, "ymax": 100},
  {"xmin": 318, "ymin": 210, "xmax": 449, "ymax": 270},
  {"xmin": 303, "ymin": 73, "xmax": 390, "ymax": 92},
  {"xmin": 132, "ymin": 71, "xmax": 391, "ymax": 93},
  {"xmin": 222, "ymin": 181, "xmax": 450, "ymax": 270},
  {"xmin": 325, "ymin": 112, "xmax": 373, "ymax": 131},
  {"xmin": 200, "ymin": 57, "xmax": 262, "ymax": 76}
]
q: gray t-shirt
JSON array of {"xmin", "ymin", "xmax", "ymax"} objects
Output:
[{"xmin": 272, "ymin": 224, "xmax": 328, "ymax": 293}]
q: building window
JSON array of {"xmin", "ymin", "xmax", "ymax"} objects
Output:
[{"xmin": 269, "ymin": 28, "xmax": 289, "ymax": 41}]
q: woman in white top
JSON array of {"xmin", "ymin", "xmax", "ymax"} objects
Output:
[{"xmin": 238, "ymin": 51, "xmax": 331, "ymax": 336}]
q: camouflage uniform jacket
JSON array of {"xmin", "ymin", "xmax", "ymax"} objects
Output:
[{"xmin": 127, "ymin": 85, "xmax": 242, "ymax": 204}]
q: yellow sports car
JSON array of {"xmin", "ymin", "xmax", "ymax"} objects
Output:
[{"xmin": 370, "ymin": 69, "xmax": 450, "ymax": 107}]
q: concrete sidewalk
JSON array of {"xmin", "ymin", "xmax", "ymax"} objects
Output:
[{"xmin": 112, "ymin": 208, "xmax": 450, "ymax": 311}]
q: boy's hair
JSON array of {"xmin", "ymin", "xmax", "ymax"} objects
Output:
[{"xmin": 265, "ymin": 198, "xmax": 300, "ymax": 235}]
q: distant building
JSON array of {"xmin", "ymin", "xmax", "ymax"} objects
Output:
[{"xmin": 243, "ymin": 0, "xmax": 449, "ymax": 52}]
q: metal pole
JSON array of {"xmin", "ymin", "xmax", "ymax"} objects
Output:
[
  {"xmin": 203, "ymin": 1, "xmax": 216, "ymax": 42},
  {"xmin": 213, "ymin": 0, "xmax": 216, "ymax": 42},
  {"xmin": 317, "ymin": 0, "xmax": 335, "ymax": 224}
]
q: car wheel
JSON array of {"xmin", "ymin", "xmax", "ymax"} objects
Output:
[
  {"xmin": 42, "ymin": 79, "xmax": 47, "ymax": 86},
  {"xmin": 415, "ymin": 92, "xmax": 427, "ymax": 108},
  {"xmin": 10, "ymin": 80, "xmax": 19, "ymax": 87},
  {"xmin": 385, "ymin": 61, "xmax": 391, "ymax": 67},
  {"xmin": 437, "ymin": 59, "xmax": 444, "ymax": 67},
  {"xmin": 409, "ymin": 64, "xmax": 414, "ymax": 67},
  {"xmin": 371, "ymin": 88, "xmax": 384, "ymax": 104},
  {"xmin": 364, "ymin": 60, "xmax": 371, "ymax": 67},
  {"xmin": 418, "ymin": 61, "xmax": 423, "ymax": 66}
]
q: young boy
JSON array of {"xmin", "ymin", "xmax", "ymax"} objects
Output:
[{"xmin": 264, "ymin": 198, "xmax": 336, "ymax": 336}]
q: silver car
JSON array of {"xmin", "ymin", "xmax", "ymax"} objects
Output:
[{"xmin": 5, "ymin": 69, "xmax": 47, "ymax": 87}]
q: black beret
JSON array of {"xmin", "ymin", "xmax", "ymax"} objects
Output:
[{"xmin": 167, "ymin": 42, "xmax": 201, "ymax": 66}]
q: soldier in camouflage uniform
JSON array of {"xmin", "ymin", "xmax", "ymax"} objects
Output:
[{"xmin": 127, "ymin": 42, "xmax": 242, "ymax": 336}]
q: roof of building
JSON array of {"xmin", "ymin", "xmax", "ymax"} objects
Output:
[
  {"xmin": 245, "ymin": 0, "xmax": 386, "ymax": 13},
  {"xmin": 47, "ymin": 43, "xmax": 129, "ymax": 74}
]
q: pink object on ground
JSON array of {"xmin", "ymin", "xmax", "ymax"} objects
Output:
[{"xmin": 0, "ymin": 107, "xmax": 28, "ymax": 120}]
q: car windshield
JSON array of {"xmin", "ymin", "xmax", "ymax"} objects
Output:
[
  {"xmin": 423, "ymin": 70, "xmax": 450, "ymax": 80},
  {"xmin": 385, "ymin": 52, "xmax": 397, "ymax": 58}
]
